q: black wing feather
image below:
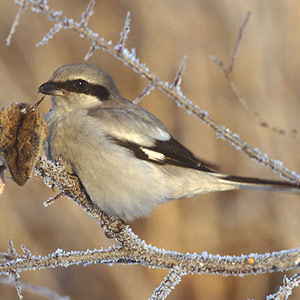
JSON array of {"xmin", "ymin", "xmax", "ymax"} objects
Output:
[{"xmin": 111, "ymin": 136, "xmax": 214, "ymax": 172}]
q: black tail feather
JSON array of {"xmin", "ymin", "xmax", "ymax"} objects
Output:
[{"xmin": 221, "ymin": 174, "xmax": 300, "ymax": 192}]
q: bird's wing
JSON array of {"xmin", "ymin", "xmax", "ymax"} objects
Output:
[
  {"xmin": 111, "ymin": 135, "xmax": 214, "ymax": 172},
  {"xmin": 87, "ymin": 104, "xmax": 214, "ymax": 172}
]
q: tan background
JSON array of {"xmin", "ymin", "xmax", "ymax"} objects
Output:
[{"xmin": 1, "ymin": 0, "xmax": 300, "ymax": 299}]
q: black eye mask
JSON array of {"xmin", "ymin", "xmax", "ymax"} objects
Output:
[{"xmin": 40, "ymin": 79, "xmax": 110, "ymax": 100}]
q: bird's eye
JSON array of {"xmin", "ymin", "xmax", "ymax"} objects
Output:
[
  {"xmin": 73, "ymin": 79, "xmax": 88, "ymax": 92},
  {"xmin": 62, "ymin": 79, "xmax": 110, "ymax": 100}
]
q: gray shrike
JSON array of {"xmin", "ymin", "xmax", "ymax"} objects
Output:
[{"xmin": 38, "ymin": 63, "xmax": 299, "ymax": 221}]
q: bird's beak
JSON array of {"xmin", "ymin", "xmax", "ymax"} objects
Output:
[{"xmin": 38, "ymin": 81, "xmax": 64, "ymax": 96}]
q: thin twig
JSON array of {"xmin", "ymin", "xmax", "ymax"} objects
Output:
[
  {"xmin": 210, "ymin": 11, "xmax": 299, "ymax": 138},
  {"xmin": 0, "ymin": 276, "xmax": 72, "ymax": 300},
  {"xmin": 133, "ymin": 81, "xmax": 155, "ymax": 104},
  {"xmin": 228, "ymin": 11, "xmax": 251, "ymax": 74},
  {"xmin": 80, "ymin": 0, "xmax": 95, "ymax": 27},
  {"xmin": 170, "ymin": 55, "xmax": 187, "ymax": 90},
  {"xmin": 43, "ymin": 191, "xmax": 65, "ymax": 207},
  {"xmin": 6, "ymin": 3, "xmax": 25, "ymax": 46},
  {"xmin": 115, "ymin": 11, "xmax": 131, "ymax": 53}
]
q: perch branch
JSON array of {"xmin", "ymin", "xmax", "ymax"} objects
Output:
[{"xmin": 1, "ymin": 158, "xmax": 299, "ymax": 279}]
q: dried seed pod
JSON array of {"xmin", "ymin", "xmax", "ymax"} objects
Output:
[{"xmin": 0, "ymin": 98, "xmax": 46, "ymax": 186}]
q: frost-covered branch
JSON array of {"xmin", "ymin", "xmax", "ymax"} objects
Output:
[
  {"xmin": 2, "ymin": 157, "xmax": 300, "ymax": 280},
  {"xmin": 0, "ymin": 241, "xmax": 127, "ymax": 275},
  {"xmin": 8, "ymin": 0, "xmax": 300, "ymax": 184}
]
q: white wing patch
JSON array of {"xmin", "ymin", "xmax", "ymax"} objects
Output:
[
  {"xmin": 140, "ymin": 147, "xmax": 165, "ymax": 161},
  {"xmin": 153, "ymin": 128, "xmax": 171, "ymax": 141}
]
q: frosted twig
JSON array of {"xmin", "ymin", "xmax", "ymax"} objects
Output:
[
  {"xmin": 150, "ymin": 266, "xmax": 187, "ymax": 300},
  {"xmin": 134, "ymin": 81, "xmax": 155, "ymax": 104},
  {"xmin": 20, "ymin": 245, "xmax": 31, "ymax": 259},
  {"xmin": 7, "ymin": 238, "xmax": 17, "ymax": 258},
  {"xmin": 36, "ymin": 23, "xmax": 62, "ymax": 47},
  {"xmin": 0, "ymin": 276, "xmax": 72, "ymax": 300},
  {"xmin": 170, "ymin": 55, "xmax": 187, "ymax": 90},
  {"xmin": 115, "ymin": 11, "xmax": 131, "ymax": 53},
  {"xmin": 43, "ymin": 191, "xmax": 65, "ymax": 207},
  {"xmin": 267, "ymin": 273, "xmax": 300, "ymax": 300},
  {"xmin": 84, "ymin": 41, "xmax": 99, "ymax": 60},
  {"xmin": 6, "ymin": 2, "xmax": 25, "ymax": 46},
  {"xmin": 6, "ymin": 239, "xmax": 23, "ymax": 299},
  {"xmin": 79, "ymin": 0, "xmax": 95, "ymax": 28},
  {"xmin": 12, "ymin": 271, "xmax": 23, "ymax": 300},
  {"xmin": 210, "ymin": 12, "xmax": 298, "ymax": 138},
  {"xmin": 8, "ymin": 0, "xmax": 300, "ymax": 183}
]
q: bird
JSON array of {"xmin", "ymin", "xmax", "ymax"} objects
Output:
[{"xmin": 38, "ymin": 63, "xmax": 300, "ymax": 221}]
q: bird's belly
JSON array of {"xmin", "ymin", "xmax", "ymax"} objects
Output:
[{"xmin": 49, "ymin": 121, "xmax": 169, "ymax": 221}]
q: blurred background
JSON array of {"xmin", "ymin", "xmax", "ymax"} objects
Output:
[{"xmin": 0, "ymin": 0, "xmax": 300, "ymax": 299}]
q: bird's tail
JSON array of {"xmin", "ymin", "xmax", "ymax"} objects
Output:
[
  {"xmin": 167, "ymin": 168, "xmax": 300, "ymax": 200},
  {"xmin": 213, "ymin": 173, "xmax": 300, "ymax": 193}
]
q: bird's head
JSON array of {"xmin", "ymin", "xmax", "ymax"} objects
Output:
[{"xmin": 38, "ymin": 63, "xmax": 121, "ymax": 112}]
